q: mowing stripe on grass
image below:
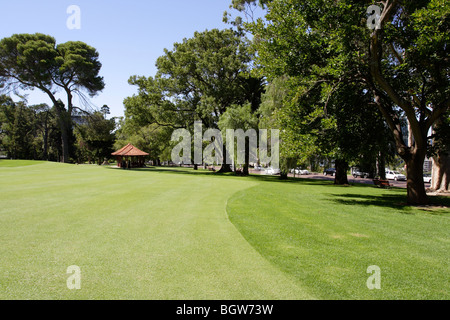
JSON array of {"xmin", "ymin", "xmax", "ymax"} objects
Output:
[
  {"xmin": 227, "ymin": 180, "xmax": 450, "ymax": 300},
  {"xmin": 0, "ymin": 162, "xmax": 312, "ymax": 299}
]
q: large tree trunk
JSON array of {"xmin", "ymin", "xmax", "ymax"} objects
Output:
[
  {"xmin": 405, "ymin": 151, "xmax": 429, "ymax": 205},
  {"xmin": 55, "ymin": 107, "xmax": 71, "ymax": 163},
  {"xmin": 377, "ymin": 151, "xmax": 386, "ymax": 180},
  {"xmin": 219, "ymin": 163, "xmax": 233, "ymax": 173},
  {"xmin": 430, "ymin": 119, "xmax": 450, "ymax": 192},
  {"xmin": 60, "ymin": 126, "xmax": 70, "ymax": 163},
  {"xmin": 335, "ymin": 159, "xmax": 349, "ymax": 185},
  {"xmin": 218, "ymin": 143, "xmax": 233, "ymax": 173},
  {"xmin": 43, "ymin": 91, "xmax": 71, "ymax": 163},
  {"xmin": 432, "ymin": 151, "xmax": 450, "ymax": 192},
  {"xmin": 243, "ymin": 136, "xmax": 250, "ymax": 176}
]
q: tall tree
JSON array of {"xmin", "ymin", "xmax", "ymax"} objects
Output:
[
  {"xmin": 239, "ymin": 0, "xmax": 449, "ymax": 205},
  {"xmin": 260, "ymin": 77, "xmax": 392, "ymax": 183},
  {"xmin": 0, "ymin": 33, "xmax": 105, "ymax": 162},
  {"xmin": 367, "ymin": 0, "xmax": 449, "ymax": 204},
  {"xmin": 218, "ymin": 103, "xmax": 259, "ymax": 175},
  {"xmin": 125, "ymin": 28, "xmax": 262, "ymax": 171}
]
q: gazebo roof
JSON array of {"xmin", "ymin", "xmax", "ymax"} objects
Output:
[{"xmin": 112, "ymin": 144, "xmax": 149, "ymax": 157}]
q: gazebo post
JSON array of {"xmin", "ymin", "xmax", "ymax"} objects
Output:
[{"xmin": 112, "ymin": 144, "xmax": 149, "ymax": 169}]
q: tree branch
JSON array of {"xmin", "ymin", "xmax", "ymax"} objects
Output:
[{"xmin": 368, "ymin": 0, "xmax": 425, "ymax": 148}]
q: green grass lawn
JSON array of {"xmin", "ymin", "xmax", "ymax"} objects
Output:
[
  {"xmin": 0, "ymin": 160, "xmax": 448, "ymax": 299},
  {"xmin": 227, "ymin": 179, "xmax": 450, "ymax": 300}
]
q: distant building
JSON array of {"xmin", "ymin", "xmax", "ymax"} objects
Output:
[{"xmin": 424, "ymin": 157, "xmax": 432, "ymax": 173}]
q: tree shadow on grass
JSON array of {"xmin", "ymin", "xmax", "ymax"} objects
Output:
[
  {"xmin": 328, "ymin": 192, "xmax": 413, "ymax": 212},
  {"xmin": 328, "ymin": 191, "xmax": 450, "ymax": 216},
  {"xmin": 105, "ymin": 166, "xmax": 449, "ymax": 214},
  {"xmin": 105, "ymin": 166, "xmax": 340, "ymax": 186},
  {"xmin": 104, "ymin": 166, "xmax": 407, "ymax": 189}
]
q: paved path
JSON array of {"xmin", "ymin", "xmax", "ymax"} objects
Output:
[{"xmin": 251, "ymin": 170, "xmax": 432, "ymax": 189}]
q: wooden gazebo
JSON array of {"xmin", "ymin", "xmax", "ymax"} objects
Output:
[{"xmin": 112, "ymin": 144, "xmax": 149, "ymax": 168}]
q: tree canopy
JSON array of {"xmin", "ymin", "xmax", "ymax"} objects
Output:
[
  {"xmin": 123, "ymin": 28, "xmax": 264, "ymax": 170},
  {"xmin": 238, "ymin": 0, "xmax": 449, "ymax": 204},
  {"xmin": 0, "ymin": 33, "xmax": 105, "ymax": 162}
]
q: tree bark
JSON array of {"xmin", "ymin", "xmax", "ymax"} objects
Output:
[
  {"xmin": 405, "ymin": 151, "xmax": 429, "ymax": 205},
  {"xmin": 432, "ymin": 151, "xmax": 450, "ymax": 192},
  {"xmin": 335, "ymin": 159, "xmax": 349, "ymax": 185},
  {"xmin": 218, "ymin": 163, "xmax": 233, "ymax": 173},
  {"xmin": 218, "ymin": 143, "xmax": 233, "ymax": 173},
  {"xmin": 54, "ymin": 105, "xmax": 71, "ymax": 163},
  {"xmin": 430, "ymin": 118, "xmax": 450, "ymax": 192},
  {"xmin": 243, "ymin": 136, "xmax": 250, "ymax": 176},
  {"xmin": 41, "ymin": 89, "xmax": 71, "ymax": 163},
  {"xmin": 378, "ymin": 151, "xmax": 386, "ymax": 179}
]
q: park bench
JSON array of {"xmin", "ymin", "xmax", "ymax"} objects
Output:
[{"xmin": 373, "ymin": 179, "xmax": 390, "ymax": 188}]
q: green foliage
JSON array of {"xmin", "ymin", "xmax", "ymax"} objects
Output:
[
  {"xmin": 218, "ymin": 103, "xmax": 258, "ymax": 132},
  {"xmin": 114, "ymin": 121, "xmax": 173, "ymax": 164},
  {"xmin": 55, "ymin": 41, "xmax": 104, "ymax": 97},
  {"xmin": 0, "ymin": 95, "xmax": 61, "ymax": 160},
  {"xmin": 0, "ymin": 34, "xmax": 105, "ymax": 103},
  {"xmin": 239, "ymin": 0, "xmax": 448, "ymax": 197},
  {"xmin": 74, "ymin": 112, "xmax": 116, "ymax": 164},
  {"xmin": 0, "ymin": 33, "xmax": 105, "ymax": 162},
  {"xmin": 123, "ymin": 29, "xmax": 264, "ymax": 170},
  {"xmin": 125, "ymin": 28, "xmax": 259, "ymax": 129}
]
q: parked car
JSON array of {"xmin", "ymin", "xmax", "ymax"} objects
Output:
[
  {"xmin": 385, "ymin": 170, "xmax": 406, "ymax": 181},
  {"xmin": 291, "ymin": 168, "xmax": 310, "ymax": 175},
  {"xmin": 423, "ymin": 174, "xmax": 432, "ymax": 183},
  {"xmin": 253, "ymin": 165, "xmax": 262, "ymax": 171},
  {"xmin": 266, "ymin": 167, "xmax": 281, "ymax": 175},
  {"xmin": 323, "ymin": 168, "xmax": 336, "ymax": 176},
  {"xmin": 353, "ymin": 170, "xmax": 369, "ymax": 178}
]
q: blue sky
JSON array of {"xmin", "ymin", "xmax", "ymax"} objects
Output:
[{"xmin": 0, "ymin": 0, "xmax": 247, "ymax": 118}]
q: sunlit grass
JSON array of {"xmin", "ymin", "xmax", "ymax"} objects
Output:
[
  {"xmin": 227, "ymin": 180, "xmax": 450, "ymax": 300},
  {"xmin": 0, "ymin": 160, "xmax": 448, "ymax": 300}
]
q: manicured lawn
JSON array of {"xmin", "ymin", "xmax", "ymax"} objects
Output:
[
  {"xmin": 227, "ymin": 179, "xmax": 450, "ymax": 300},
  {"xmin": 0, "ymin": 160, "xmax": 448, "ymax": 299},
  {"xmin": 0, "ymin": 159, "xmax": 46, "ymax": 167},
  {"xmin": 0, "ymin": 161, "xmax": 310, "ymax": 300}
]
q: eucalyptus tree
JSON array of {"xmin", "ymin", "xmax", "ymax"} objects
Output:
[{"xmin": 234, "ymin": 0, "xmax": 449, "ymax": 204}]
